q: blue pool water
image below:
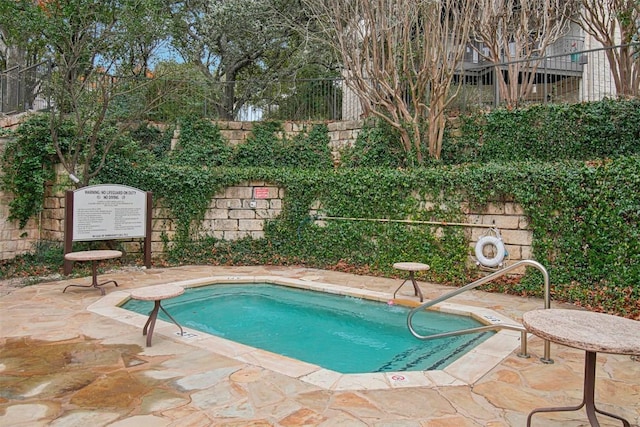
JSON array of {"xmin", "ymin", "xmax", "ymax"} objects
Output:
[{"xmin": 122, "ymin": 283, "xmax": 492, "ymax": 374}]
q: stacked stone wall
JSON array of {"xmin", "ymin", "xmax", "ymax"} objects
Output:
[
  {"xmin": 312, "ymin": 197, "xmax": 532, "ymax": 270},
  {"xmin": 147, "ymin": 182, "xmax": 283, "ymax": 255},
  {"xmin": 39, "ymin": 164, "xmax": 67, "ymax": 244},
  {"xmin": 0, "ymin": 167, "xmax": 533, "ymax": 263},
  {"xmin": 464, "ymin": 201, "xmax": 533, "ymax": 270},
  {"xmin": 36, "ymin": 177, "xmax": 285, "ymax": 258},
  {"xmin": 5, "ymin": 170, "xmax": 534, "ymax": 267},
  {"xmin": 215, "ymin": 120, "xmax": 362, "ymax": 161},
  {"xmin": 0, "ymin": 114, "xmax": 27, "ymax": 132},
  {"xmin": 1, "ymin": 115, "xmax": 531, "ymax": 268}
]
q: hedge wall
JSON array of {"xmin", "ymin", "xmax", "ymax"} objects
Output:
[
  {"xmin": 442, "ymin": 98, "xmax": 640, "ymax": 163},
  {"xmin": 3, "ymin": 101, "xmax": 639, "ymax": 318},
  {"xmin": 100, "ymin": 157, "xmax": 640, "ymax": 319}
]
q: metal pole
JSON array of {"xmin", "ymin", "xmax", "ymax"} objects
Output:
[{"xmin": 315, "ymin": 215, "xmax": 498, "ymax": 228}]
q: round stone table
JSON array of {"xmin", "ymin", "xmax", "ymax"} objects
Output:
[
  {"xmin": 522, "ymin": 308, "xmax": 640, "ymax": 427},
  {"xmin": 392, "ymin": 262, "xmax": 430, "ymax": 302},
  {"xmin": 63, "ymin": 250, "xmax": 123, "ymax": 296},
  {"xmin": 130, "ymin": 284, "xmax": 185, "ymax": 347}
]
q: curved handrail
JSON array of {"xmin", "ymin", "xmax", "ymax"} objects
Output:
[{"xmin": 407, "ymin": 260, "xmax": 553, "ymax": 363}]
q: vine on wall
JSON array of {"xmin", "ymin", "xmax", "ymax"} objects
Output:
[
  {"xmin": 2, "ymin": 101, "xmax": 639, "ymax": 318},
  {"xmin": 1, "ymin": 115, "xmax": 62, "ymax": 227},
  {"xmin": 101, "ymin": 158, "xmax": 640, "ymax": 318},
  {"xmin": 441, "ymin": 98, "xmax": 640, "ymax": 163}
]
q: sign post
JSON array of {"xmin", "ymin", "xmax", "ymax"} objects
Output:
[{"xmin": 64, "ymin": 184, "xmax": 152, "ymax": 274}]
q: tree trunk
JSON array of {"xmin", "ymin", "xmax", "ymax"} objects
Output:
[
  {"xmin": 606, "ymin": 45, "xmax": 640, "ymax": 97},
  {"xmin": 427, "ymin": 93, "xmax": 447, "ymax": 160}
]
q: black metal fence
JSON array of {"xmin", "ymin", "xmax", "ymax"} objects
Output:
[
  {"xmin": 1, "ymin": 45, "xmax": 635, "ymax": 121},
  {"xmin": 0, "ymin": 61, "xmax": 51, "ymax": 115},
  {"xmin": 131, "ymin": 76, "xmax": 344, "ymax": 122}
]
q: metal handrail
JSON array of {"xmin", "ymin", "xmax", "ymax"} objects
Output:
[{"xmin": 407, "ymin": 259, "xmax": 553, "ymax": 363}]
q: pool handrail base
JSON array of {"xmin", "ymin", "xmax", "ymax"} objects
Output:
[{"xmin": 407, "ymin": 260, "xmax": 551, "ymax": 362}]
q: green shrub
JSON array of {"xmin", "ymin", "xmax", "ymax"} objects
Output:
[
  {"xmin": 232, "ymin": 121, "xmax": 334, "ymax": 168},
  {"xmin": 442, "ymin": 99, "xmax": 640, "ymax": 164},
  {"xmin": 127, "ymin": 123, "xmax": 173, "ymax": 160},
  {"xmin": 231, "ymin": 121, "xmax": 283, "ymax": 167},
  {"xmin": 275, "ymin": 124, "xmax": 333, "ymax": 169},
  {"xmin": 0, "ymin": 241, "xmax": 64, "ymax": 279},
  {"xmin": 341, "ymin": 119, "xmax": 414, "ymax": 168},
  {"xmin": 172, "ymin": 116, "xmax": 232, "ymax": 166},
  {"xmin": 0, "ymin": 115, "xmax": 67, "ymax": 228}
]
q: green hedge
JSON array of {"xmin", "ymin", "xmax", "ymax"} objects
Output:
[
  {"xmin": 340, "ymin": 99, "xmax": 640, "ymax": 167},
  {"xmin": 442, "ymin": 99, "xmax": 640, "ymax": 163},
  {"xmin": 100, "ymin": 156, "xmax": 640, "ymax": 318}
]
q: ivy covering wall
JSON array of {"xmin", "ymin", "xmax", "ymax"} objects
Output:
[
  {"xmin": 441, "ymin": 98, "xmax": 640, "ymax": 163},
  {"xmin": 99, "ymin": 159, "xmax": 639, "ymax": 317},
  {"xmin": 2, "ymin": 100, "xmax": 639, "ymax": 318}
]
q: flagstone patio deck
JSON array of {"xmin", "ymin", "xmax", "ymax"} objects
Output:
[{"xmin": 1, "ymin": 265, "xmax": 638, "ymax": 426}]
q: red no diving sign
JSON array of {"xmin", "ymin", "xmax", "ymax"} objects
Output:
[{"xmin": 254, "ymin": 187, "xmax": 269, "ymax": 199}]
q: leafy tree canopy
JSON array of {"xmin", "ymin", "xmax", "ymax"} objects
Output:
[{"xmin": 169, "ymin": 0, "xmax": 337, "ymax": 119}]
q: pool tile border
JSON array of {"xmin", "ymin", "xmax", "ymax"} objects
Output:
[{"xmin": 88, "ymin": 275, "xmax": 524, "ymax": 390}]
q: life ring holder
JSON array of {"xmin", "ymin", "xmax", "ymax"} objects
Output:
[{"xmin": 475, "ymin": 228, "xmax": 507, "ymax": 268}]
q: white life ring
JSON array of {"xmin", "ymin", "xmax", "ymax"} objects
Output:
[{"xmin": 475, "ymin": 235, "xmax": 506, "ymax": 267}]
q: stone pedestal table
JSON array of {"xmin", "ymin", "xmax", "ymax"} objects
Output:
[
  {"xmin": 392, "ymin": 262, "xmax": 430, "ymax": 302},
  {"xmin": 523, "ymin": 308, "xmax": 640, "ymax": 427},
  {"xmin": 130, "ymin": 284, "xmax": 185, "ymax": 347},
  {"xmin": 63, "ymin": 250, "xmax": 122, "ymax": 296}
]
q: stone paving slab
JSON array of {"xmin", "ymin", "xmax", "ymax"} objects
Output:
[{"xmin": 1, "ymin": 265, "xmax": 638, "ymax": 426}]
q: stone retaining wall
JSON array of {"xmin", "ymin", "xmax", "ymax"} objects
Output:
[
  {"xmin": 0, "ymin": 114, "xmax": 27, "ymax": 131},
  {"xmin": 39, "ymin": 165, "xmax": 67, "ymax": 244},
  {"xmin": 1, "ymin": 114, "xmax": 530, "ymax": 267},
  {"xmin": 146, "ymin": 182, "xmax": 284, "ymax": 255},
  {"xmin": 464, "ymin": 201, "xmax": 533, "ymax": 266},
  {"xmin": 215, "ymin": 120, "xmax": 362, "ymax": 160},
  {"xmin": 37, "ymin": 178, "xmax": 286, "ymax": 257},
  {"xmin": 5, "ymin": 172, "xmax": 534, "ymax": 267},
  {"xmin": 0, "ymin": 133, "xmax": 41, "ymax": 260}
]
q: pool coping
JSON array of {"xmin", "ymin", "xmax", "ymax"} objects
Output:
[{"xmin": 87, "ymin": 275, "xmax": 525, "ymax": 391}]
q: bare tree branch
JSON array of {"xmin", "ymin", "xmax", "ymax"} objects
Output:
[
  {"xmin": 573, "ymin": 0, "xmax": 640, "ymax": 97},
  {"xmin": 470, "ymin": 0, "xmax": 576, "ymax": 109},
  {"xmin": 303, "ymin": 0, "xmax": 474, "ymax": 161}
]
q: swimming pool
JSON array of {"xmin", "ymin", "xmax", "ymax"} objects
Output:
[
  {"xmin": 89, "ymin": 275, "xmax": 523, "ymax": 390},
  {"xmin": 121, "ymin": 283, "xmax": 493, "ymax": 374}
]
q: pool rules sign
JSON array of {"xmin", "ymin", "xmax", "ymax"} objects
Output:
[
  {"xmin": 64, "ymin": 184, "xmax": 152, "ymax": 274},
  {"xmin": 72, "ymin": 185, "xmax": 147, "ymax": 240}
]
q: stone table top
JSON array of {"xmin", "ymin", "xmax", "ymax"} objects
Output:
[
  {"xmin": 130, "ymin": 284, "xmax": 185, "ymax": 301},
  {"xmin": 64, "ymin": 250, "xmax": 123, "ymax": 262},
  {"xmin": 393, "ymin": 262, "xmax": 430, "ymax": 271},
  {"xmin": 522, "ymin": 309, "xmax": 640, "ymax": 355}
]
